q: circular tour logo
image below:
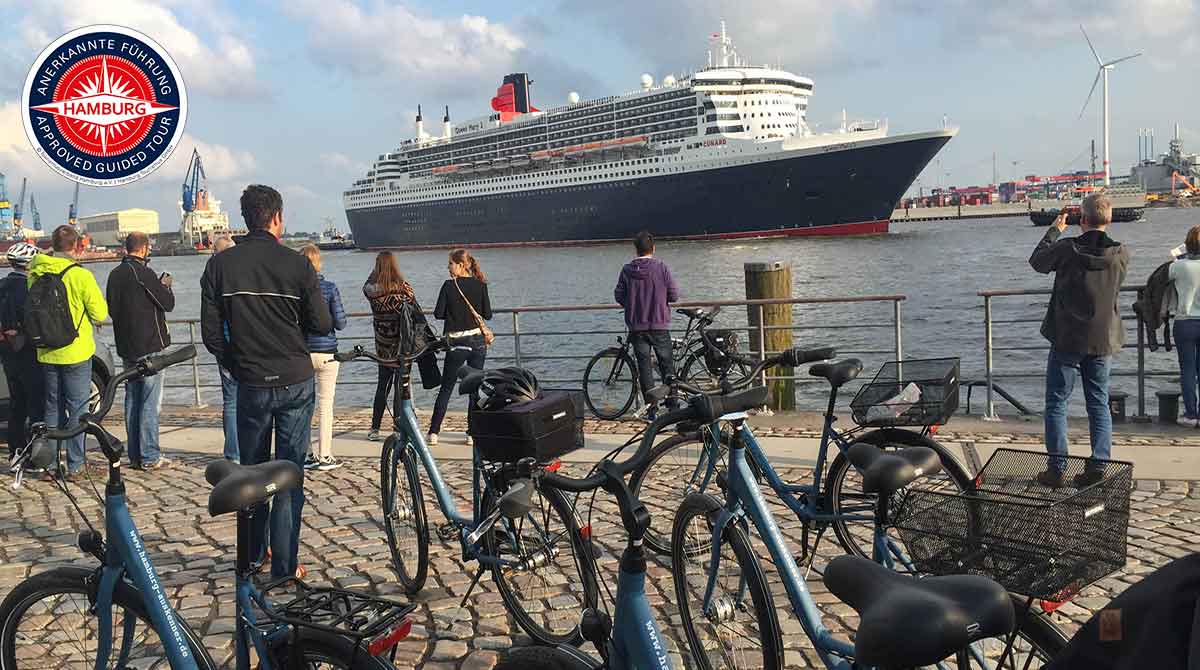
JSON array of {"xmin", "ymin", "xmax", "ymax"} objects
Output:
[{"xmin": 21, "ymin": 25, "xmax": 187, "ymax": 187}]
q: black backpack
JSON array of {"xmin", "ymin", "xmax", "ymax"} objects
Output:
[{"xmin": 24, "ymin": 264, "xmax": 82, "ymax": 349}]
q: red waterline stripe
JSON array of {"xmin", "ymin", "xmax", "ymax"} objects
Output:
[{"xmin": 361, "ymin": 220, "xmax": 890, "ymax": 251}]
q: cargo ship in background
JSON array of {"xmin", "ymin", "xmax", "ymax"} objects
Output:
[{"xmin": 343, "ymin": 24, "xmax": 956, "ymax": 249}]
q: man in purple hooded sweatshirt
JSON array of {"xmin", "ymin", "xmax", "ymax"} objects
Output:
[{"xmin": 614, "ymin": 231, "xmax": 679, "ymax": 410}]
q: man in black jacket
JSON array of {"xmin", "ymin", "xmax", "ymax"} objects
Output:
[
  {"xmin": 0, "ymin": 243, "xmax": 44, "ymax": 459},
  {"xmin": 107, "ymin": 232, "xmax": 175, "ymax": 469},
  {"xmin": 200, "ymin": 184, "xmax": 332, "ymax": 580}
]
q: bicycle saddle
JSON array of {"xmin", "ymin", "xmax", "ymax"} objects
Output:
[
  {"xmin": 823, "ymin": 555, "xmax": 1015, "ymax": 667},
  {"xmin": 204, "ymin": 459, "xmax": 302, "ymax": 517},
  {"xmin": 808, "ymin": 359, "xmax": 862, "ymax": 388},
  {"xmin": 458, "ymin": 366, "xmax": 485, "ymax": 395},
  {"xmin": 846, "ymin": 443, "xmax": 942, "ymax": 496},
  {"xmin": 676, "ymin": 307, "xmax": 705, "ymax": 320}
]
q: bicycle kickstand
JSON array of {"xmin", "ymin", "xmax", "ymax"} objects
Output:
[{"xmin": 452, "ymin": 564, "xmax": 489, "ymax": 624}]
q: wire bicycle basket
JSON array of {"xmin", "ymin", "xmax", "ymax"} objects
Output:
[{"xmin": 850, "ymin": 358, "xmax": 959, "ymax": 427}]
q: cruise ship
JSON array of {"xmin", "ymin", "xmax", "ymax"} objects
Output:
[{"xmin": 343, "ymin": 25, "xmax": 956, "ymax": 249}]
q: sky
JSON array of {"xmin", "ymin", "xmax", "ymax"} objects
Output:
[{"xmin": 0, "ymin": 0, "xmax": 1197, "ymax": 232}]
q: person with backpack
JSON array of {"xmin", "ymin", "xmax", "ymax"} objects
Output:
[
  {"xmin": 200, "ymin": 185, "xmax": 332, "ymax": 581},
  {"xmin": 106, "ymin": 232, "xmax": 175, "ymax": 470},
  {"xmin": 26, "ymin": 225, "xmax": 109, "ymax": 479},
  {"xmin": 428, "ymin": 248, "xmax": 491, "ymax": 445},
  {"xmin": 0, "ymin": 243, "xmax": 45, "ymax": 459},
  {"xmin": 363, "ymin": 251, "xmax": 429, "ymax": 441}
]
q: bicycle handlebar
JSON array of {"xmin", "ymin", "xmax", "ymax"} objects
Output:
[
  {"xmin": 333, "ymin": 338, "xmax": 449, "ymax": 365},
  {"xmin": 37, "ymin": 345, "xmax": 198, "ymax": 443}
]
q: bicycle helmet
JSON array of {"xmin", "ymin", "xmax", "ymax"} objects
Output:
[
  {"xmin": 476, "ymin": 367, "xmax": 539, "ymax": 410},
  {"xmin": 5, "ymin": 242, "xmax": 39, "ymax": 268}
]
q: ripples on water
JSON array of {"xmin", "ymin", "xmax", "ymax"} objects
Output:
[{"xmin": 84, "ymin": 209, "xmax": 1199, "ymax": 417}]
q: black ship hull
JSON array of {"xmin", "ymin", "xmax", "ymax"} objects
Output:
[{"xmin": 346, "ymin": 133, "xmax": 951, "ymax": 249}]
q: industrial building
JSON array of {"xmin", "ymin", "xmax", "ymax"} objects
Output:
[{"xmin": 78, "ymin": 209, "xmax": 160, "ymax": 248}]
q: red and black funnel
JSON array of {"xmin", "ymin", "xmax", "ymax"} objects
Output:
[{"xmin": 491, "ymin": 73, "xmax": 539, "ymax": 114}]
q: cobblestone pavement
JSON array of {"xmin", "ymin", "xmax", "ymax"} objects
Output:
[{"xmin": 0, "ymin": 452, "xmax": 1196, "ymax": 668}]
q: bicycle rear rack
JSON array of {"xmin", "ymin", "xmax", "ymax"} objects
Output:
[{"xmin": 260, "ymin": 577, "xmax": 416, "ymax": 644}]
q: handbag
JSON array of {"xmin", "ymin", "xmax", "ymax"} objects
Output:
[{"xmin": 453, "ymin": 278, "xmax": 494, "ymax": 346}]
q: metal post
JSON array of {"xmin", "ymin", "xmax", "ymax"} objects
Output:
[
  {"xmin": 512, "ymin": 312, "xmax": 522, "ymax": 367},
  {"xmin": 757, "ymin": 303, "xmax": 767, "ymax": 387},
  {"xmin": 892, "ymin": 300, "xmax": 903, "ymax": 361},
  {"xmin": 983, "ymin": 295, "xmax": 998, "ymax": 421},
  {"xmin": 188, "ymin": 321, "xmax": 203, "ymax": 407},
  {"xmin": 1136, "ymin": 289, "xmax": 1148, "ymax": 420}
]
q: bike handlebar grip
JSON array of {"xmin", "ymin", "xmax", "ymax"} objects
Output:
[
  {"xmin": 691, "ymin": 385, "xmax": 769, "ymax": 423},
  {"xmin": 781, "ymin": 346, "xmax": 836, "ymax": 367},
  {"xmin": 143, "ymin": 345, "xmax": 197, "ymax": 374},
  {"xmin": 205, "ymin": 459, "xmax": 239, "ymax": 486}
]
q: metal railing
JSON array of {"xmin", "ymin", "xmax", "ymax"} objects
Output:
[
  {"xmin": 979, "ymin": 286, "xmax": 1165, "ymax": 421},
  {"xmin": 116, "ymin": 294, "xmax": 906, "ymax": 408}
]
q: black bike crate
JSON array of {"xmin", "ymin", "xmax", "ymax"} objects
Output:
[
  {"xmin": 850, "ymin": 358, "xmax": 959, "ymax": 427},
  {"xmin": 892, "ymin": 448, "xmax": 1133, "ymax": 601},
  {"xmin": 469, "ymin": 389, "xmax": 584, "ymax": 463},
  {"xmin": 703, "ymin": 329, "xmax": 740, "ymax": 371},
  {"xmin": 262, "ymin": 577, "xmax": 415, "ymax": 641}
]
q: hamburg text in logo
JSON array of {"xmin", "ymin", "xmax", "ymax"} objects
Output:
[{"xmin": 21, "ymin": 25, "xmax": 188, "ymax": 187}]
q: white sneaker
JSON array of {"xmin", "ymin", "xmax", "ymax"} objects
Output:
[
  {"xmin": 1177, "ymin": 417, "xmax": 1199, "ymax": 428},
  {"xmin": 464, "ymin": 435, "xmax": 473, "ymax": 447},
  {"xmin": 427, "ymin": 432, "xmax": 438, "ymax": 445},
  {"xmin": 317, "ymin": 456, "xmax": 342, "ymax": 471}
]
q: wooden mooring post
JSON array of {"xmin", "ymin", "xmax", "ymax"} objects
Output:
[{"xmin": 745, "ymin": 261, "xmax": 794, "ymax": 411}]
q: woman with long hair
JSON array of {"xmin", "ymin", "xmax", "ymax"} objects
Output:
[
  {"xmin": 300, "ymin": 244, "xmax": 347, "ymax": 469},
  {"xmin": 1172, "ymin": 225, "xmax": 1200, "ymax": 427},
  {"xmin": 363, "ymin": 251, "xmax": 428, "ymax": 440},
  {"xmin": 428, "ymin": 248, "xmax": 491, "ymax": 444}
]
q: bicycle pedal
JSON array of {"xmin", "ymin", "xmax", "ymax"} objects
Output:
[{"xmin": 436, "ymin": 522, "xmax": 459, "ymax": 542}]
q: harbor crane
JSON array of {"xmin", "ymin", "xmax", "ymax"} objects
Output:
[
  {"xmin": 0, "ymin": 172, "xmax": 10, "ymax": 230},
  {"xmin": 29, "ymin": 194, "xmax": 40, "ymax": 232},
  {"xmin": 12, "ymin": 178, "xmax": 26, "ymax": 229},
  {"xmin": 68, "ymin": 182, "xmax": 79, "ymax": 227},
  {"xmin": 181, "ymin": 148, "xmax": 207, "ymax": 213}
]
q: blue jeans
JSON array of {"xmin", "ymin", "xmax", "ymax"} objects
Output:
[
  {"xmin": 123, "ymin": 360, "xmax": 163, "ymax": 466},
  {"xmin": 1174, "ymin": 319, "xmax": 1200, "ymax": 419},
  {"xmin": 44, "ymin": 360, "xmax": 92, "ymax": 474},
  {"xmin": 219, "ymin": 366, "xmax": 239, "ymax": 460},
  {"xmin": 429, "ymin": 334, "xmax": 487, "ymax": 435},
  {"xmin": 238, "ymin": 378, "xmax": 314, "ymax": 579},
  {"xmin": 630, "ymin": 330, "xmax": 675, "ymax": 402},
  {"xmin": 1044, "ymin": 349, "xmax": 1112, "ymax": 474}
]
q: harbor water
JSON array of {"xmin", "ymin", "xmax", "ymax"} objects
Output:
[{"xmin": 78, "ymin": 209, "xmax": 1199, "ymax": 417}]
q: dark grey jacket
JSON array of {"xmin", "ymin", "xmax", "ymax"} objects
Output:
[{"xmin": 1030, "ymin": 227, "xmax": 1130, "ymax": 356}]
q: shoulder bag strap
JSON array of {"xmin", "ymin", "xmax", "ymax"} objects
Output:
[{"xmin": 453, "ymin": 278, "xmax": 487, "ymax": 328}]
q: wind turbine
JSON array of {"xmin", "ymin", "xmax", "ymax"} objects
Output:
[{"xmin": 1078, "ymin": 25, "xmax": 1141, "ymax": 186}]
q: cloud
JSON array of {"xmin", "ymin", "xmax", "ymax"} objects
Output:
[
  {"xmin": 290, "ymin": 0, "xmax": 523, "ymax": 91},
  {"xmin": 15, "ymin": 0, "xmax": 263, "ymax": 100},
  {"xmin": 151, "ymin": 133, "xmax": 257, "ymax": 184},
  {"xmin": 319, "ymin": 151, "xmax": 369, "ymax": 176}
]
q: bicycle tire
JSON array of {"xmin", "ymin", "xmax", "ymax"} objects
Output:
[
  {"xmin": 949, "ymin": 598, "xmax": 1069, "ymax": 668},
  {"xmin": 495, "ymin": 646, "xmax": 598, "ymax": 670},
  {"xmin": 672, "ymin": 493, "xmax": 783, "ymax": 670},
  {"xmin": 0, "ymin": 566, "xmax": 216, "ymax": 670},
  {"xmin": 485, "ymin": 480, "xmax": 599, "ymax": 646},
  {"xmin": 380, "ymin": 435, "xmax": 429, "ymax": 594},
  {"xmin": 583, "ymin": 348, "xmax": 637, "ymax": 420},
  {"xmin": 827, "ymin": 428, "xmax": 974, "ymax": 560},
  {"xmin": 271, "ymin": 626, "xmax": 398, "ymax": 670},
  {"xmin": 629, "ymin": 431, "xmax": 725, "ymax": 556}
]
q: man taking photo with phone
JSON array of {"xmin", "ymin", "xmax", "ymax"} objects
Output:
[{"xmin": 1029, "ymin": 192, "xmax": 1129, "ymax": 488}]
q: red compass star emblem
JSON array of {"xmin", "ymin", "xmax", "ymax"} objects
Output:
[{"xmin": 31, "ymin": 55, "xmax": 177, "ymax": 157}]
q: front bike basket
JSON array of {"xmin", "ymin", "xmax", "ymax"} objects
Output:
[
  {"xmin": 891, "ymin": 448, "xmax": 1133, "ymax": 601},
  {"xmin": 261, "ymin": 577, "xmax": 416, "ymax": 645},
  {"xmin": 850, "ymin": 358, "xmax": 959, "ymax": 427}
]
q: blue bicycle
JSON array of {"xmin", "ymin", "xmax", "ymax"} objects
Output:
[
  {"xmin": 336, "ymin": 345, "xmax": 599, "ymax": 646},
  {"xmin": 670, "ymin": 383, "xmax": 1069, "ymax": 668},
  {"xmin": 0, "ymin": 346, "xmax": 418, "ymax": 670}
]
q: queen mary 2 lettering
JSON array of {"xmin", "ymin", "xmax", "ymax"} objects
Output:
[{"xmin": 343, "ymin": 25, "xmax": 955, "ymax": 249}]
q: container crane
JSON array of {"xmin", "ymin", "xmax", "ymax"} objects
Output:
[
  {"xmin": 68, "ymin": 182, "xmax": 80, "ymax": 227},
  {"xmin": 181, "ymin": 148, "xmax": 207, "ymax": 213},
  {"xmin": 29, "ymin": 194, "xmax": 40, "ymax": 232},
  {"xmin": 12, "ymin": 178, "xmax": 26, "ymax": 229},
  {"xmin": 0, "ymin": 172, "xmax": 10, "ymax": 231}
]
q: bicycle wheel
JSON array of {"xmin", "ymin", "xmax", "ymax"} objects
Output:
[
  {"xmin": 827, "ymin": 428, "xmax": 974, "ymax": 560},
  {"xmin": 0, "ymin": 566, "xmax": 216, "ymax": 670},
  {"xmin": 680, "ymin": 351, "xmax": 754, "ymax": 391},
  {"xmin": 672, "ymin": 493, "xmax": 783, "ymax": 670},
  {"xmin": 583, "ymin": 348, "xmax": 637, "ymax": 419},
  {"xmin": 380, "ymin": 435, "xmax": 429, "ymax": 594},
  {"xmin": 485, "ymin": 479, "xmax": 599, "ymax": 646},
  {"xmin": 947, "ymin": 602, "xmax": 1068, "ymax": 669},
  {"xmin": 270, "ymin": 627, "xmax": 398, "ymax": 670},
  {"xmin": 629, "ymin": 431, "xmax": 726, "ymax": 556}
]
